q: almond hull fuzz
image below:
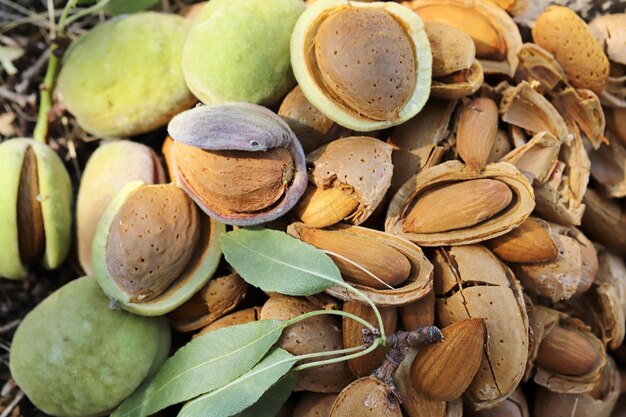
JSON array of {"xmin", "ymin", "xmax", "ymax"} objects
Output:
[
  {"xmin": 168, "ymin": 103, "xmax": 307, "ymax": 226},
  {"xmin": 291, "ymin": 0, "xmax": 432, "ymax": 131}
]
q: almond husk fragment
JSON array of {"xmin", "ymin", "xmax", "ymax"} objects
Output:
[
  {"xmin": 194, "ymin": 307, "xmax": 262, "ymax": 338},
  {"xmin": 330, "ymin": 376, "xmax": 401, "ymax": 417},
  {"xmin": 515, "ymin": 43, "xmax": 567, "ymax": 93},
  {"xmin": 433, "ymin": 245, "xmax": 529, "ymax": 410},
  {"xmin": 106, "ymin": 184, "xmax": 201, "ymax": 303},
  {"xmin": 293, "ymin": 185, "xmax": 360, "ymax": 229},
  {"xmin": 500, "ymin": 132, "xmax": 561, "ymax": 184},
  {"xmin": 512, "ymin": 223, "xmax": 597, "ymax": 301},
  {"xmin": 278, "ymin": 86, "xmax": 349, "ymax": 153},
  {"xmin": 260, "ymin": 294, "xmax": 353, "ymax": 392},
  {"xmin": 526, "ymin": 306, "xmax": 607, "ymax": 394},
  {"xmin": 386, "ymin": 161, "xmax": 535, "ymax": 246},
  {"xmin": 589, "ymin": 133, "xmax": 626, "ymax": 198},
  {"xmin": 500, "ymin": 81, "xmax": 570, "ymax": 144},
  {"xmin": 293, "ymin": 393, "xmax": 337, "ymax": 417},
  {"xmin": 342, "ymin": 302, "xmax": 397, "ymax": 377},
  {"xmin": 387, "ymin": 98, "xmax": 457, "ymax": 193},
  {"xmin": 394, "ymin": 348, "xmax": 463, "ymax": 417},
  {"xmin": 17, "ymin": 146, "xmax": 44, "ymax": 265},
  {"xmin": 288, "ymin": 223, "xmax": 433, "ymax": 307},
  {"xmin": 170, "ymin": 272, "xmax": 248, "ymax": 332},
  {"xmin": 581, "ymin": 188, "xmax": 626, "ymax": 254},
  {"xmin": 404, "ymin": 0, "xmax": 522, "ymax": 76},
  {"xmin": 457, "ymin": 97, "xmax": 499, "ymax": 172},
  {"xmin": 293, "ymin": 227, "xmax": 411, "ymax": 289},
  {"xmin": 551, "ymin": 87, "xmax": 607, "ymax": 150},
  {"xmin": 532, "ymin": 6, "xmax": 610, "ymax": 94},
  {"xmin": 534, "ymin": 356, "xmax": 620, "ymax": 417},
  {"xmin": 486, "ymin": 217, "xmax": 558, "ymax": 263},
  {"xmin": 411, "ymin": 319, "xmax": 486, "ymax": 401},
  {"xmin": 305, "ymin": 137, "xmax": 393, "ymax": 225},
  {"xmin": 465, "ymin": 387, "xmax": 529, "ymax": 417},
  {"xmin": 400, "ymin": 289, "xmax": 435, "ymax": 330},
  {"xmin": 432, "ymin": 60, "xmax": 484, "ymax": 99}
]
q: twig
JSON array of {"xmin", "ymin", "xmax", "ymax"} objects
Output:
[
  {"xmin": 0, "ymin": 390, "xmax": 24, "ymax": 417},
  {"xmin": 0, "ymin": 86, "xmax": 32, "ymax": 108},
  {"xmin": 15, "ymin": 49, "xmax": 50, "ymax": 94},
  {"xmin": 0, "ymin": 319, "xmax": 20, "ymax": 334}
]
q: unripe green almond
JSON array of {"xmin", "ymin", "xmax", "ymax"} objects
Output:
[
  {"xmin": 77, "ymin": 140, "xmax": 165, "ymax": 275},
  {"xmin": 0, "ymin": 138, "xmax": 72, "ymax": 279},
  {"xmin": 9, "ymin": 276, "xmax": 171, "ymax": 417},
  {"xmin": 182, "ymin": 0, "xmax": 305, "ymax": 106},
  {"xmin": 57, "ymin": 12, "xmax": 195, "ymax": 138}
]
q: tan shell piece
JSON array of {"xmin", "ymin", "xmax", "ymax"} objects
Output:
[
  {"xmin": 431, "ymin": 59, "xmax": 484, "ymax": 99},
  {"xmin": 581, "ymin": 188, "xmax": 626, "ymax": 254},
  {"xmin": 534, "ymin": 124, "xmax": 590, "ymax": 226},
  {"xmin": 534, "ymin": 356, "xmax": 621, "ymax": 417},
  {"xmin": 386, "ymin": 161, "xmax": 535, "ymax": 246},
  {"xmin": 194, "ymin": 307, "xmax": 262, "ymax": 338},
  {"xmin": 278, "ymin": 85, "xmax": 349, "ymax": 153},
  {"xmin": 589, "ymin": 133, "xmax": 626, "ymax": 198},
  {"xmin": 526, "ymin": 306, "xmax": 607, "ymax": 394},
  {"xmin": 426, "ymin": 22, "xmax": 475, "ymax": 78},
  {"xmin": 500, "ymin": 81, "xmax": 570, "ymax": 144},
  {"xmin": 393, "ymin": 348, "xmax": 463, "ymax": 417},
  {"xmin": 532, "ymin": 6, "xmax": 609, "ymax": 93},
  {"xmin": 486, "ymin": 0, "xmax": 527, "ymax": 16},
  {"xmin": 589, "ymin": 14, "xmax": 626, "ymax": 66},
  {"xmin": 260, "ymin": 294, "xmax": 353, "ymax": 392},
  {"xmin": 433, "ymin": 245, "xmax": 528, "ymax": 410},
  {"xmin": 106, "ymin": 184, "xmax": 201, "ymax": 303},
  {"xmin": 307, "ymin": 136, "xmax": 393, "ymax": 225},
  {"xmin": 487, "ymin": 130, "xmax": 513, "ymax": 163},
  {"xmin": 342, "ymin": 302, "xmax": 397, "ymax": 377},
  {"xmin": 404, "ymin": 0, "xmax": 522, "ymax": 76},
  {"xmin": 387, "ymin": 97, "xmax": 457, "ymax": 193},
  {"xmin": 330, "ymin": 376, "xmax": 402, "ymax": 417},
  {"xmin": 466, "ymin": 387, "xmax": 529, "ymax": 417},
  {"xmin": 486, "ymin": 217, "xmax": 558, "ymax": 264},
  {"xmin": 607, "ymin": 107, "xmax": 626, "ymax": 146},
  {"xmin": 600, "ymin": 71, "xmax": 626, "ymax": 109},
  {"xmin": 170, "ymin": 272, "xmax": 249, "ymax": 332},
  {"xmin": 293, "ymin": 393, "xmax": 337, "ymax": 417},
  {"xmin": 288, "ymin": 223, "xmax": 433, "ymax": 307},
  {"xmin": 551, "ymin": 87, "xmax": 607, "ymax": 150},
  {"xmin": 515, "ymin": 43, "xmax": 567, "ymax": 93},
  {"xmin": 513, "ymin": 223, "xmax": 597, "ymax": 302},
  {"xmin": 597, "ymin": 250, "xmax": 626, "ymax": 319},
  {"xmin": 500, "ymin": 131, "xmax": 560, "ymax": 184}
]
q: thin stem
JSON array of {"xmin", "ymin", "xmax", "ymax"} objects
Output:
[
  {"xmin": 285, "ymin": 309, "xmax": 375, "ymax": 332},
  {"xmin": 65, "ymin": 0, "xmax": 111, "ymax": 27},
  {"xmin": 332, "ymin": 279, "xmax": 387, "ymax": 342},
  {"xmin": 294, "ymin": 338, "xmax": 383, "ymax": 371},
  {"xmin": 323, "ymin": 249, "xmax": 394, "ymax": 290}
]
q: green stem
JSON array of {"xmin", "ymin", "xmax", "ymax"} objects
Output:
[
  {"xmin": 331, "ymin": 279, "xmax": 387, "ymax": 343},
  {"xmin": 65, "ymin": 0, "xmax": 111, "ymax": 26},
  {"xmin": 285, "ymin": 309, "xmax": 375, "ymax": 333},
  {"xmin": 294, "ymin": 338, "xmax": 383, "ymax": 371}
]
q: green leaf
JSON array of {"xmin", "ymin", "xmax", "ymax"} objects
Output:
[
  {"xmin": 112, "ymin": 320, "xmax": 285, "ymax": 417},
  {"xmin": 107, "ymin": 0, "xmax": 160, "ymax": 15},
  {"xmin": 221, "ymin": 229, "xmax": 343, "ymax": 296},
  {"xmin": 178, "ymin": 348, "xmax": 297, "ymax": 417},
  {"xmin": 234, "ymin": 372, "xmax": 296, "ymax": 417}
]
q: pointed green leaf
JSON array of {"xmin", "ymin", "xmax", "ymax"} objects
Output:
[
  {"xmin": 107, "ymin": 0, "xmax": 160, "ymax": 15},
  {"xmin": 178, "ymin": 348, "xmax": 297, "ymax": 417},
  {"xmin": 112, "ymin": 320, "xmax": 285, "ymax": 417},
  {"xmin": 234, "ymin": 372, "xmax": 296, "ymax": 417},
  {"xmin": 221, "ymin": 229, "xmax": 343, "ymax": 296}
]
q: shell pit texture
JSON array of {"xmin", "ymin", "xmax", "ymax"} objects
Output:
[
  {"xmin": 106, "ymin": 184, "xmax": 201, "ymax": 303},
  {"xmin": 313, "ymin": 6, "xmax": 416, "ymax": 121}
]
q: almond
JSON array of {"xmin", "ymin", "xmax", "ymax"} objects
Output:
[
  {"xmin": 403, "ymin": 179, "xmax": 512, "ymax": 234},
  {"xmin": 410, "ymin": 318, "xmax": 486, "ymax": 401},
  {"xmin": 294, "ymin": 186, "xmax": 359, "ymax": 228},
  {"xmin": 532, "ymin": 6, "xmax": 609, "ymax": 93},
  {"xmin": 535, "ymin": 326, "xmax": 600, "ymax": 376},
  {"xmin": 457, "ymin": 97, "xmax": 499, "ymax": 173},
  {"xmin": 486, "ymin": 217, "xmax": 558, "ymax": 263},
  {"xmin": 297, "ymin": 227, "xmax": 411, "ymax": 289}
]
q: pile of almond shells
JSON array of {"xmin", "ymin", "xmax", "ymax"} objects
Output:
[{"xmin": 7, "ymin": 0, "xmax": 626, "ymax": 416}]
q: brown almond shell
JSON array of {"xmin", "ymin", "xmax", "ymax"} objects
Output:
[
  {"xmin": 385, "ymin": 161, "xmax": 535, "ymax": 246},
  {"xmin": 515, "ymin": 43, "xmax": 567, "ymax": 93},
  {"xmin": 194, "ymin": 307, "xmax": 262, "ymax": 339},
  {"xmin": 500, "ymin": 132, "xmax": 561, "ymax": 185},
  {"xmin": 581, "ymin": 187, "xmax": 626, "ymax": 254},
  {"xmin": 288, "ymin": 222, "xmax": 433, "ymax": 307}
]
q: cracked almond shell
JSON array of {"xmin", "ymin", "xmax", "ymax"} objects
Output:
[
  {"xmin": 291, "ymin": 0, "xmax": 432, "ymax": 131},
  {"xmin": 92, "ymin": 181, "xmax": 224, "ymax": 316},
  {"xmin": 289, "ymin": 222, "xmax": 433, "ymax": 307},
  {"xmin": 0, "ymin": 139, "xmax": 72, "ymax": 280},
  {"xmin": 168, "ymin": 103, "xmax": 308, "ymax": 226},
  {"xmin": 434, "ymin": 244, "xmax": 529, "ymax": 410},
  {"xmin": 386, "ymin": 161, "xmax": 535, "ymax": 246},
  {"xmin": 77, "ymin": 140, "xmax": 166, "ymax": 276}
]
